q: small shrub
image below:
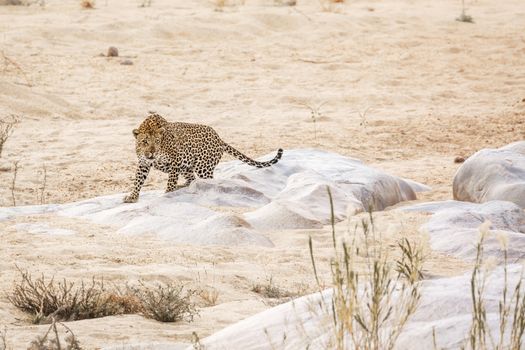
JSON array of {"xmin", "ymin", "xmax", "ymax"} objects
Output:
[
  {"xmin": 1, "ymin": 52, "xmax": 31, "ymax": 86},
  {"xmin": 251, "ymin": 277, "xmax": 295, "ymax": 299},
  {"xmin": 213, "ymin": 0, "xmax": 245, "ymax": 11},
  {"xmin": 274, "ymin": 0, "xmax": 296, "ymax": 5},
  {"xmin": 0, "ymin": 327, "xmax": 7, "ymax": 350},
  {"xmin": 299, "ymin": 102, "xmax": 326, "ymax": 143},
  {"xmin": 28, "ymin": 320, "xmax": 81, "ymax": 350},
  {"xmin": 456, "ymin": 0, "xmax": 473, "ymax": 23},
  {"xmin": 0, "ymin": 115, "xmax": 19, "ymax": 158},
  {"xmin": 80, "ymin": 0, "xmax": 94, "ymax": 9},
  {"xmin": 198, "ymin": 287, "xmax": 219, "ymax": 307},
  {"xmin": 0, "ymin": 0, "xmax": 26, "ymax": 5},
  {"xmin": 8, "ymin": 268, "xmax": 132, "ymax": 323},
  {"xmin": 129, "ymin": 281, "xmax": 198, "ymax": 322}
]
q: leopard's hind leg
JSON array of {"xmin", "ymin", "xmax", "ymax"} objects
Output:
[{"xmin": 195, "ymin": 152, "xmax": 221, "ymax": 179}]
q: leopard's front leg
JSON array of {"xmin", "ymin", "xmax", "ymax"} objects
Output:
[
  {"xmin": 165, "ymin": 168, "xmax": 195, "ymax": 192},
  {"xmin": 123, "ymin": 163, "xmax": 151, "ymax": 203},
  {"xmin": 166, "ymin": 169, "xmax": 181, "ymax": 193}
]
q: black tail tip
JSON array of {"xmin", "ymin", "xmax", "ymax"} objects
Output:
[{"xmin": 276, "ymin": 148, "xmax": 283, "ymax": 158}]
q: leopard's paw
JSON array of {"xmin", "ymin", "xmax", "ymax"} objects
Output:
[{"xmin": 123, "ymin": 194, "xmax": 138, "ymax": 203}]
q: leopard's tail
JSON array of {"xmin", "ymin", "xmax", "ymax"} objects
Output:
[{"xmin": 222, "ymin": 143, "xmax": 283, "ymax": 168}]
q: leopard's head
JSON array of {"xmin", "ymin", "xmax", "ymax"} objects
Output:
[{"xmin": 133, "ymin": 124, "xmax": 165, "ymax": 162}]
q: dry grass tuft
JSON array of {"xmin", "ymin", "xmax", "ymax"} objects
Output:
[
  {"xmin": 0, "ymin": 115, "xmax": 19, "ymax": 158},
  {"xmin": 213, "ymin": 0, "xmax": 245, "ymax": 11},
  {"xmin": 28, "ymin": 319, "xmax": 81, "ymax": 350},
  {"xmin": 80, "ymin": 0, "xmax": 95, "ymax": 9},
  {"xmin": 396, "ymin": 238, "xmax": 425, "ymax": 284},
  {"xmin": 299, "ymin": 102, "xmax": 326, "ymax": 143},
  {"xmin": 309, "ymin": 187, "xmax": 423, "ymax": 349},
  {"xmin": 454, "ymin": 223, "xmax": 525, "ymax": 349},
  {"xmin": 251, "ymin": 277, "xmax": 296, "ymax": 300},
  {"xmin": 274, "ymin": 0, "xmax": 296, "ymax": 6},
  {"xmin": 1, "ymin": 51, "xmax": 32, "ymax": 86},
  {"xmin": 456, "ymin": 0, "xmax": 473, "ymax": 23},
  {"xmin": 0, "ymin": 327, "xmax": 7, "ymax": 350},
  {"xmin": 198, "ymin": 287, "xmax": 219, "ymax": 307},
  {"xmin": 0, "ymin": 0, "xmax": 26, "ymax": 5}
]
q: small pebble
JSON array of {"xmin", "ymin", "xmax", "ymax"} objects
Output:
[
  {"xmin": 120, "ymin": 60, "xmax": 133, "ymax": 65},
  {"xmin": 454, "ymin": 156, "xmax": 466, "ymax": 163},
  {"xmin": 107, "ymin": 46, "xmax": 119, "ymax": 57}
]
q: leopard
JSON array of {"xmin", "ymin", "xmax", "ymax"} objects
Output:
[{"xmin": 123, "ymin": 113, "xmax": 283, "ymax": 203}]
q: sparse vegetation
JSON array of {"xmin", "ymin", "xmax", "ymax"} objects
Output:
[
  {"xmin": 1, "ymin": 51, "xmax": 32, "ymax": 86},
  {"xmin": 80, "ymin": 0, "xmax": 95, "ymax": 9},
  {"xmin": 198, "ymin": 287, "xmax": 219, "ymax": 307},
  {"xmin": 300, "ymin": 102, "xmax": 326, "ymax": 143},
  {"xmin": 28, "ymin": 320, "xmax": 81, "ymax": 350},
  {"xmin": 251, "ymin": 277, "xmax": 296, "ymax": 300},
  {"xmin": 8, "ymin": 268, "xmax": 127, "ymax": 324},
  {"xmin": 37, "ymin": 164, "xmax": 47, "ymax": 204},
  {"xmin": 10, "ymin": 160, "xmax": 19, "ymax": 206},
  {"xmin": 309, "ymin": 187, "xmax": 423, "ymax": 349},
  {"xmin": 0, "ymin": 0, "xmax": 24, "ymax": 5},
  {"xmin": 450, "ymin": 222, "xmax": 525, "ymax": 349},
  {"xmin": 8, "ymin": 268, "xmax": 195, "ymax": 324},
  {"xmin": 192, "ymin": 332, "xmax": 204, "ymax": 350},
  {"xmin": 0, "ymin": 115, "xmax": 19, "ymax": 158},
  {"xmin": 274, "ymin": 0, "xmax": 296, "ymax": 6},
  {"xmin": 353, "ymin": 106, "xmax": 372, "ymax": 128},
  {"xmin": 0, "ymin": 327, "xmax": 7, "ymax": 350},
  {"xmin": 128, "ymin": 281, "xmax": 198, "ymax": 322},
  {"xmin": 213, "ymin": 0, "xmax": 245, "ymax": 11},
  {"xmin": 396, "ymin": 238, "xmax": 425, "ymax": 284},
  {"xmin": 456, "ymin": 0, "xmax": 473, "ymax": 23}
]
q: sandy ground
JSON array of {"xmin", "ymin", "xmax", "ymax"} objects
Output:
[{"xmin": 0, "ymin": 0, "xmax": 524, "ymax": 348}]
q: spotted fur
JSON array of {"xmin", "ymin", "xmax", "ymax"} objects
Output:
[{"xmin": 123, "ymin": 113, "xmax": 283, "ymax": 203}]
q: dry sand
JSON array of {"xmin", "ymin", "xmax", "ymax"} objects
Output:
[{"xmin": 0, "ymin": 0, "xmax": 524, "ymax": 348}]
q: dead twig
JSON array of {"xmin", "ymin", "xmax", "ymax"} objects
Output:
[
  {"xmin": 1, "ymin": 51, "xmax": 32, "ymax": 87},
  {"xmin": 10, "ymin": 160, "xmax": 19, "ymax": 206},
  {"xmin": 38, "ymin": 164, "xmax": 47, "ymax": 204},
  {"xmin": 0, "ymin": 115, "xmax": 19, "ymax": 158}
]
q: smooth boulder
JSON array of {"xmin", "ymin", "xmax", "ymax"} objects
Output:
[
  {"xmin": 453, "ymin": 141, "xmax": 525, "ymax": 207},
  {"xmin": 402, "ymin": 200, "xmax": 525, "ymax": 262},
  {"xmin": 0, "ymin": 149, "xmax": 428, "ymax": 246}
]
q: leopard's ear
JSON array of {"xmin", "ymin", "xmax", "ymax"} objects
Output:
[
  {"xmin": 132, "ymin": 129, "xmax": 139, "ymax": 138},
  {"xmin": 158, "ymin": 127, "xmax": 166, "ymax": 137}
]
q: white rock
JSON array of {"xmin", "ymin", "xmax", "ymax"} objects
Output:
[
  {"xmin": 402, "ymin": 200, "xmax": 525, "ymax": 262},
  {"xmin": 453, "ymin": 141, "xmax": 525, "ymax": 207},
  {"xmin": 0, "ymin": 149, "xmax": 428, "ymax": 246},
  {"xmin": 192, "ymin": 265, "xmax": 525, "ymax": 350}
]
